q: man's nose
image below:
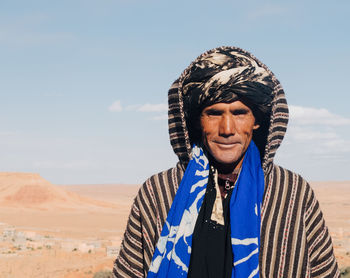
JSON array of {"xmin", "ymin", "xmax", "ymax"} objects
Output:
[{"xmin": 219, "ymin": 114, "xmax": 235, "ymax": 136}]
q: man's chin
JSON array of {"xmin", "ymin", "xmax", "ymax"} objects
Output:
[
  {"xmin": 216, "ymin": 157, "xmax": 240, "ymax": 165},
  {"xmin": 209, "ymin": 147, "xmax": 242, "ymax": 163},
  {"xmin": 207, "ymin": 147, "xmax": 246, "ymax": 172},
  {"xmin": 210, "ymin": 153, "xmax": 241, "ymax": 166}
]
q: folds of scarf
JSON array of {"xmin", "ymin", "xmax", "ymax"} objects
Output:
[
  {"xmin": 147, "ymin": 142, "xmax": 264, "ymax": 278},
  {"xmin": 230, "ymin": 141, "xmax": 264, "ymax": 278},
  {"xmin": 147, "ymin": 146, "xmax": 209, "ymax": 277}
]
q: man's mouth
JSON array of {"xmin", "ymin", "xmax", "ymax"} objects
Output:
[{"xmin": 214, "ymin": 141, "xmax": 239, "ymax": 146}]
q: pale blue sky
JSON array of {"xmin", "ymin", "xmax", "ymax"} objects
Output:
[{"xmin": 1, "ymin": 0, "xmax": 349, "ymax": 184}]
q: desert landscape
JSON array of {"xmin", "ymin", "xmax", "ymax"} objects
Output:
[{"xmin": 0, "ymin": 172, "xmax": 349, "ymax": 277}]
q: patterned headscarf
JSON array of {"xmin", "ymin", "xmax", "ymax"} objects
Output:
[{"xmin": 181, "ymin": 48, "xmax": 275, "ymax": 143}]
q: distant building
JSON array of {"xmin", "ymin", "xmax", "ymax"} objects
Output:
[
  {"xmin": 78, "ymin": 243, "xmax": 95, "ymax": 253},
  {"xmin": 90, "ymin": 241, "xmax": 102, "ymax": 249},
  {"xmin": 26, "ymin": 241, "xmax": 43, "ymax": 249},
  {"xmin": 22, "ymin": 231, "xmax": 37, "ymax": 240},
  {"xmin": 61, "ymin": 241, "xmax": 78, "ymax": 252},
  {"xmin": 3, "ymin": 227, "xmax": 16, "ymax": 238},
  {"xmin": 106, "ymin": 246, "xmax": 119, "ymax": 257}
]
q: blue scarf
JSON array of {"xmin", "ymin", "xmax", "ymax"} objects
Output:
[{"xmin": 148, "ymin": 141, "xmax": 264, "ymax": 278}]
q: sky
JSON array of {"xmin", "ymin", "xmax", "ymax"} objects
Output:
[{"xmin": 1, "ymin": 0, "xmax": 349, "ymax": 184}]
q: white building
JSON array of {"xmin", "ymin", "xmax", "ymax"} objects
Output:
[{"xmin": 106, "ymin": 246, "xmax": 119, "ymax": 257}]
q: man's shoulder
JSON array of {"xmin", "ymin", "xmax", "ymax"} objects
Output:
[
  {"xmin": 267, "ymin": 164, "xmax": 320, "ymax": 213},
  {"xmin": 136, "ymin": 162, "xmax": 184, "ymax": 200},
  {"xmin": 145, "ymin": 162, "xmax": 182, "ymax": 180},
  {"xmin": 143, "ymin": 162, "xmax": 184, "ymax": 186},
  {"xmin": 270, "ymin": 164, "xmax": 313, "ymax": 192}
]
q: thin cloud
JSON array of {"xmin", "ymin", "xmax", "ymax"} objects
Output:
[
  {"xmin": 151, "ymin": 114, "xmax": 168, "ymax": 121},
  {"xmin": 109, "ymin": 100, "xmax": 123, "ymax": 112},
  {"xmin": 0, "ymin": 15, "xmax": 76, "ymax": 46},
  {"xmin": 110, "ymin": 102, "xmax": 167, "ymax": 113},
  {"xmin": 0, "ymin": 131, "xmax": 18, "ymax": 136},
  {"xmin": 125, "ymin": 104, "xmax": 141, "ymax": 111},
  {"xmin": 281, "ymin": 105, "xmax": 350, "ymax": 159},
  {"xmin": 247, "ymin": 4, "xmax": 286, "ymax": 20},
  {"xmin": 287, "ymin": 126, "xmax": 338, "ymax": 141},
  {"xmin": 138, "ymin": 103, "xmax": 167, "ymax": 112},
  {"xmin": 289, "ymin": 105, "xmax": 350, "ymax": 126},
  {"xmin": 33, "ymin": 160, "xmax": 98, "ymax": 170},
  {"xmin": 308, "ymin": 138, "xmax": 350, "ymax": 156},
  {"xmin": 0, "ymin": 27, "xmax": 75, "ymax": 46}
]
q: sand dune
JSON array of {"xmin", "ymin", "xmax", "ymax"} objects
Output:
[{"xmin": 0, "ymin": 172, "xmax": 116, "ymax": 209}]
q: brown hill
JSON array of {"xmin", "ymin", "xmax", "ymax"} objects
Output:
[{"xmin": 0, "ymin": 172, "xmax": 116, "ymax": 209}]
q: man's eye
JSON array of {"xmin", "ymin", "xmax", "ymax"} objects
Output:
[
  {"xmin": 206, "ymin": 110, "xmax": 222, "ymax": 116},
  {"xmin": 233, "ymin": 109, "xmax": 249, "ymax": 116}
]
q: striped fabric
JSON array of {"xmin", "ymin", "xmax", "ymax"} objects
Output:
[
  {"xmin": 114, "ymin": 163, "xmax": 184, "ymax": 277},
  {"xmin": 113, "ymin": 47, "xmax": 339, "ymax": 277},
  {"xmin": 114, "ymin": 164, "xmax": 339, "ymax": 277}
]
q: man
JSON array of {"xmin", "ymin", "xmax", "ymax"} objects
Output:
[{"xmin": 113, "ymin": 47, "xmax": 339, "ymax": 277}]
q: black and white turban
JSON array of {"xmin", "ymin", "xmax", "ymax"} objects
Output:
[{"xmin": 181, "ymin": 48, "xmax": 275, "ymax": 128}]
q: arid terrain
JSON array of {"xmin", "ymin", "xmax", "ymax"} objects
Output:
[
  {"xmin": 0, "ymin": 172, "xmax": 349, "ymax": 277},
  {"xmin": 310, "ymin": 181, "xmax": 350, "ymax": 270}
]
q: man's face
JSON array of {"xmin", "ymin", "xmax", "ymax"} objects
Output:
[{"xmin": 200, "ymin": 100, "xmax": 259, "ymax": 169}]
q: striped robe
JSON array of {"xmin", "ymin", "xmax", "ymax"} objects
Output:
[
  {"xmin": 113, "ymin": 163, "xmax": 339, "ymax": 277},
  {"xmin": 113, "ymin": 47, "xmax": 339, "ymax": 277}
]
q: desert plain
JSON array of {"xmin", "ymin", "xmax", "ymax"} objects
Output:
[{"xmin": 0, "ymin": 172, "xmax": 349, "ymax": 277}]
